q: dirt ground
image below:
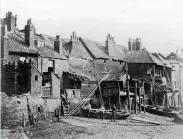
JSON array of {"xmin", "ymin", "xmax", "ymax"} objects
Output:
[
  {"xmin": 1, "ymin": 113, "xmax": 183, "ymax": 139},
  {"xmin": 17, "ymin": 113, "xmax": 183, "ymax": 139}
]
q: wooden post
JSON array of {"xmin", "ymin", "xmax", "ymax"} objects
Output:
[
  {"xmin": 108, "ymin": 97, "xmax": 111, "ymax": 109},
  {"xmin": 98, "ymin": 82, "xmax": 104, "ymax": 107},
  {"xmin": 139, "ymin": 82, "xmax": 141, "ymax": 113},
  {"xmin": 118, "ymin": 81, "xmax": 122, "ymax": 111},
  {"xmin": 152, "ymin": 65, "xmax": 157, "ymax": 105},
  {"xmin": 142, "ymin": 81, "xmax": 146, "ymax": 113},
  {"xmin": 135, "ymin": 82, "xmax": 137, "ymax": 114},
  {"xmin": 126, "ymin": 63, "xmax": 131, "ymax": 114}
]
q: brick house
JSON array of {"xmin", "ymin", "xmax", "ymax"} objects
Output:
[{"xmin": 1, "ymin": 12, "xmax": 69, "ymax": 98}]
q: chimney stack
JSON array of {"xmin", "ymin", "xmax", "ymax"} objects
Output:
[
  {"xmin": 128, "ymin": 38, "xmax": 132, "ymax": 51},
  {"xmin": 4, "ymin": 11, "xmax": 17, "ymax": 31},
  {"xmin": 128, "ymin": 38, "xmax": 142, "ymax": 51},
  {"xmin": 54, "ymin": 35, "xmax": 62, "ymax": 55},
  {"xmin": 25, "ymin": 19, "xmax": 35, "ymax": 47},
  {"xmin": 106, "ymin": 34, "xmax": 116, "ymax": 57}
]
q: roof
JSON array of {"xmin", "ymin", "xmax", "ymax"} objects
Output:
[
  {"xmin": 102, "ymin": 72, "xmax": 127, "ymax": 81},
  {"xmin": 37, "ymin": 47, "xmax": 67, "ymax": 59},
  {"xmin": 65, "ymin": 67, "xmax": 94, "ymax": 81},
  {"xmin": 62, "ymin": 39, "xmax": 93, "ymax": 60},
  {"xmin": 166, "ymin": 52, "xmax": 183, "ymax": 63},
  {"xmin": 152, "ymin": 53, "xmax": 172, "ymax": 68},
  {"xmin": 6, "ymin": 30, "xmax": 67, "ymax": 59},
  {"xmin": 7, "ymin": 31, "xmax": 38, "ymax": 54},
  {"xmin": 127, "ymin": 49, "xmax": 164, "ymax": 66},
  {"xmin": 80, "ymin": 37, "xmax": 127, "ymax": 61}
]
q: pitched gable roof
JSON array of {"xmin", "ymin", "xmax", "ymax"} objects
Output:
[
  {"xmin": 127, "ymin": 49, "xmax": 163, "ymax": 66},
  {"xmin": 7, "ymin": 31, "xmax": 38, "ymax": 54},
  {"xmin": 152, "ymin": 53, "xmax": 172, "ymax": 68},
  {"xmin": 6, "ymin": 30, "xmax": 67, "ymax": 59},
  {"xmin": 80, "ymin": 37, "xmax": 127, "ymax": 61},
  {"xmin": 62, "ymin": 39, "xmax": 93, "ymax": 60}
]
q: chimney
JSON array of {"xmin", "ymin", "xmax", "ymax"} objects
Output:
[
  {"xmin": 25, "ymin": 19, "xmax": 35, "ymax": 47},
  {"xmin": 132, "ymin": 39, "xmax": 136, "ymax": 51},
  {"xmin": 54, "ymin": 35, "xmax": 62, "ymax": 55},
  {"xmin": 4, "ymin": 11, "xmax": 17, "ymax": 31},
  {"xmin": 70, "ymin": 31, "xmax": 79, "ymax": 52},
  {"xmin": 136, "ymin": 38, "xmax": 142, "ymax": 51},
  {"xmin": 128, "ymin": 38, "xmax": 132, "ymax": 51},
  {"xmin": 106, "ymin": 34, "xmax": 116, "ymax": 57}
]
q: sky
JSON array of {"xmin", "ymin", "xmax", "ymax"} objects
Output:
[{"xmin": 1, "ymin": 0, "xmax": 183, "ymax": 56}]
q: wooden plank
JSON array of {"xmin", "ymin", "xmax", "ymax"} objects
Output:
[
  {"xmin": 118, "ymin": 81, "xmax": 121, "ymax": 111},
  {"xmin": 135, "ymin": 82, "xmax": 137, "ymax": 114},
  {"xmin": 126, "ymin": 63, "xmax": 131, "ymax": 114},
  {"xmin": 139, "ymin": 82, "xmax": 141, "ymax": 113},
  {"xmin": 131, "ymin": 116, "xmax": 161, "ymax": 125}
]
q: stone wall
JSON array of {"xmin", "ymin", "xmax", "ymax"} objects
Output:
[
  {"xmin": 51, "ymin": 73, "xmax": 60, "ymax": 98},
  {"xmin": 30, "ymin": 66, "xmax": 42, "ymax": 98}
]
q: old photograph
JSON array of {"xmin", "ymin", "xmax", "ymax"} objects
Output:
[{"xmin": 0, "ymin": 0, "xmax": 183, "ymax": 138}]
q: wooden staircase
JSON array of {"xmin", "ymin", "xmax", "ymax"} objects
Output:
[
  {"xmin": 63, "ymin": 105, "xmax": 70, "ymax": 116},
  {"xmin": 69, "ymin": 73, "xmax": 111, "ymax": 116}
]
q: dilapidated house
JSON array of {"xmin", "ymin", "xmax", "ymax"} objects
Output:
[
  {"xmin": 61, "ymin": 32, "xmax": 129, "ymax": 113},
  {"xmin": 127, "ymin": 38, "xmax": 172, "ymax": 108},
  {"xmin": 1, "ymin": 12, "xmax": 69, "ymax": 99}
]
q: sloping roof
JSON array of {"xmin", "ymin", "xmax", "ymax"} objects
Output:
[
  {"xmin": 7, "ymin": 31, "xmax": 38, "ymax": 54},
  {"xmin": 152, "ymin": 53, "xmax": 172, "ymax": 68},
  {"xmin": 127, "ymin": 49, "xmax": 164, "ymax": 66},
  {"xmin": 102, "ymin": 72, "xmax": 127, "ymax": 81},
  {"xmin": 62, "ymin": 39, "xmax": 93, "ymax": 60},
  {"xmin": 6, "ymin": 30, "xmax": 67, "ymax": 59},
  {"xmin": 37, "ymin": 47, "xmax": 67, "ymax": 59},
  {"xmin": 80, "ymin": 37, "xmax": 127, "ymax": 61}
]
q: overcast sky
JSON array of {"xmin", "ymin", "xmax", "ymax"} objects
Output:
[{"xmin": 1, "ymin": 0, "xmax": 183, "ymax": 55}]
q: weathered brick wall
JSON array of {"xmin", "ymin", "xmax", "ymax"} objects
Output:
[
  {"xmin": 30, "ymin": 66, "xmax": 42, "ymax": 98},
  {"xmin": 51, "ymin": 73, "xmax": 60, "ymax": 98},
  {"xmin": 1, "ymin": 61, "xmax": 31, "ymax": 96}
]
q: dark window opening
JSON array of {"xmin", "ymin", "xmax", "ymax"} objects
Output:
[
  {"xmin": 104, "ymin": 59, "xmax": 107, "ymax": 64},
  {"xmin": 35, "ymin": 75, "xmax": 38, "ymax": 81},
  {"xmin": 38, "ymin": 107, "xmax": 41, "ymax": 113}
]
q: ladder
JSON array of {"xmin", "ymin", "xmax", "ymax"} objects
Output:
[{"xmin": 69, "ymin": 73, "xmax": 110, "ymax": 116}]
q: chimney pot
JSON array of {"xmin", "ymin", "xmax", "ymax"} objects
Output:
[{"xmin": 56, "ymin": 35, "xmax": 60, "ymax": 40}]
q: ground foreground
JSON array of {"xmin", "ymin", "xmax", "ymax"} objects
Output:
[{"xmin": 1, "ymin": 113, "xmax": 183, "ymax": 139}]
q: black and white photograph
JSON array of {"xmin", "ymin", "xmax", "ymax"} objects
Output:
[{"xmin": 0, "ymin": 0, "xmax": 183, "ymax": 138}]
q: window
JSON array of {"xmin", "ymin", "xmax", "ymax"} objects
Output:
[
  {"xmin": 104, "ymin": 59, "xmax": 107, "ymax": 64},
  {"xmin": 48, "ymin": 60, "xmax": 55, "ymax": 72},
  {"xmin": 35, "ymin": 75, "xmax": 38, "ymax": 81},
  {"xmin": 20, "ymin": 57, "xmax": 26, "ymax": 62}
]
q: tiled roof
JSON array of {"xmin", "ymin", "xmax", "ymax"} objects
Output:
[
  {"xmin": 6, "ymin": 30, "xmax": 67, "ymax": 59},
  {"xmin": 37, "ymin": 47, "xmax": 67, "ymax": 59},
  {"xmin": 62, "ymin": 39, "xmax": 93, "ymax": 60},
  {"xmin": 7, "ymin": 31, "xmax": 38, "ymax": 54},
  {"xmin": 127, "ymin": 49, "xmax": 164, "ymax": 66},
  {"xmin": 152, "ymin": 53, "xmax": 172, "ymax": 68},
  {"xmin": 80, "ymin": 37, "xmax": 127, "ymax": 61}
]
